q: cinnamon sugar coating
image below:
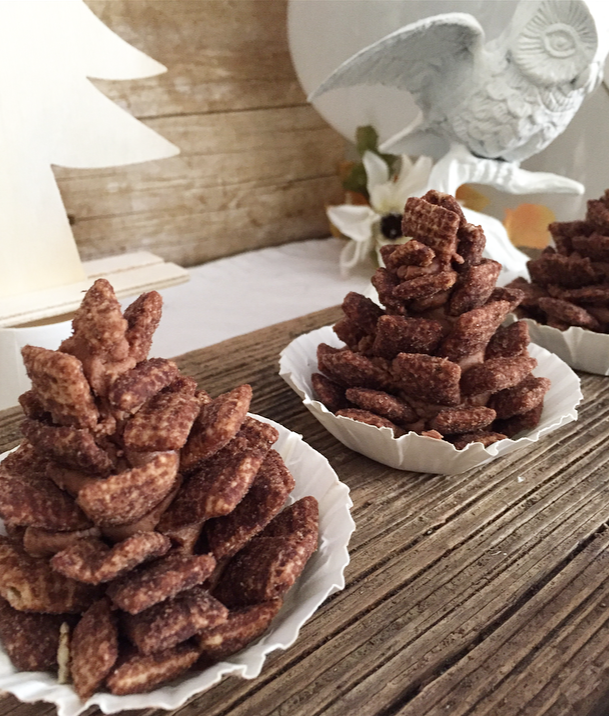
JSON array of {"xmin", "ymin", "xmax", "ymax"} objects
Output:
[
  {"xmin": 213, "ymin": 497, "xmax": 318, "ymax": 608},
  {"xmin": 447, "ymin": 260, "xmax": 501, "ymax": 315},
  {"xmin": 263, "ymin": 495, "xmax": 319, "ymax": 540},
  {"xmin": 67, "ymin": 279, "xmax": 130, "ymax": 361},
  {"xmin": 506, "ymin": 277, "xmax": 548, "ymax": 311},
  {"xmin": 106, "ymin": 643, "xmax": 200, "ymax": 695},
  {"xmin": 457, "ymin": 222, "xmax": 486, "ymax": 267},
  {"xmin": 99, "ymin": 478, "xmax": 182, "ymax": 543},
  {"xmin": 180, "ymin": 384, "xmax": 252, "ymax": 473},
  {"xmin": 392, "ymin": 353, "xmax": 461, "ymax": 406},
  {"xmin": 18, "ymin": 389, "xmax": 49, "ymax": 421},
  {"xmin": 512, "ymin": 193, "xmax": 609, "ymax": 333},
  {"xmin": 548, "ymin": 284, "xmax": 609, "ymax": 305},
  {"xmin": 424, "ymin": 189, "xmax": 465, "ymax": 222},
  {"xmin": 381, "ymin": 239, "xmax": 436, "ymax": 272},
  {"xmin": 59, "ymin": 278, "xmax": 135, "ymax": 397},
  {"xmin": 70, "ymin": 597, "xmax": 118, "ymax": 699},
  {"xmin": 2, "ymin": 441, "xmax": 63, "ymax": 479},
  {"xmin": 123, "ymin": 291, "xmax": 163, "ymax": 363},
  {"xmin": 439, "ymin": 301, "xmax": 511, "ymax": 363},
  {"xmin": 571, "ymin": 233, "xmax": 609, "ymax": 262},
  {"xmin": 107, "ymin": 553, "xmax": 216, "ymax": 615},
  {"xmin": 332, "ymin": 317, "xmax": 368, "ymax": 351},
  {"xmin": 528, "ymin": 253, "xmax": 598, "ymax": 289},
  {"xmin": 0, "ymin": 537, "xmax": 98, "ymax": 613},
  {"xmin": 21, "ymin": 419, "xmax": 114, "ymax": 475},
  {"xmin": 21, "ymin": 346, "xmax": 98, "ymax": 429},
  {"xmin": 371, "ymin": 268, "xmax": 402, "ymax": 310},
  {"xmin": 311, "ymin": 373, "xmax": 348, "ymax": 413},
  {"xmin": 122, "ymin": 585, "xmax": 228, "ymax": 655},
  {"xmin": 123, "ymin": 377, "xmax": 201, "ymax": 452},
  {"xmin": 537, "ymin": 297, "xmax": 600, "ymax": 330},
  {"xmin": 428, "ymin": 407, "xmax": 496, "ymax": 436},
  {"xmin": 196, "ymin": 600, "xmax": 283, "ymax": 663},
  {"xmin": 402, "ymin": 194, "xmax": 460, "ymax": 260},
  {"xmin": 344, "ymin": 388, "xmax": 417, "ymax": 425},
  {"xmin": 393, "ymin": 270, "xmax": 458, "ymax": 301},
  {"xmin": 51, "ymin": 532, "xmax": 171, "ymax": 584},
  {"xmin": 486, "ymin": 322, "xmax": 530, "ymax": 360},
  {"xmin": 160, "ymin": 418, "xmax": 277, "ymax": 530},
  {"xmin": 206, "ymin": 449, "xmax": 295, "ymax": 561},
  {"xmin": 315, "ymin": 190, "xmax": 549, "ymax": 447},
  {"xmin": 0, "ymin": 459, "xmax": 91, "ymax": 531},
  {"xmin": 108, "ymin": 358, "xmax": 179, "ymax": 414},
  {"xmin": 371, "ymin": 315, "xmax": 444, "ymax": 358},
  {"xmin": 77, "ymin": 451, "xmax": 179, "ymax": 526},
  {"xmin": 461, "ymin": 355, "xmax": 538, "ymax": 396},
  {"xmin": 341, "ymin": 291, "xmax": 384, "ymax": 334},
  {"xmin": 586, "ymin": 197, "xmax": 609, "ymax": 233},
  {"xmin": 549, "ymin": 219, "xmax": 592, "ymax": 254},
  {"xmin": 318, "ymin": 349, "xmax": 392, "ymax": 391},
  {"xmin": 0, "ymin": 597, "xmax": 69, "ymax": 672},
  {"xmin": 488, "ymin": 286, "xmax": 525, "ymax": 312},
  {"xmin": 494, "ymin": 403, "xmax": 544, "ymax": 438},
  {"xmin": 488, "ymin": 375, "xmax": 551, "ymax": 420},
  {"xmin": 2, "ymin": 278, "xmax": 319, "ymax": 699}
]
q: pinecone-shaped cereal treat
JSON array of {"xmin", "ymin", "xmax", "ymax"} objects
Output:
[
  {"xmin": 507, "ymin": 190, "xmax": 609, "ymax": 333},
  {"xmin": 0, "ymin": 279, "xmax": 318, "ymax": 699},
  {"xmin": 313, "ymin": 190, "xmax": 550, "ymax": 448}
]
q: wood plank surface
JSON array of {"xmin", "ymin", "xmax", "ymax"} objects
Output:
[
  {"xmin": 2, "ymin": 306, "xmax": 609, "ymax": 716},
  {"xmin": 53, "ymin": 1, "xmax": 344, "ymax": 267}
]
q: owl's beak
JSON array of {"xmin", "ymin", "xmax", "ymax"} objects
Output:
[
  {"xmin": 574, "ymin": 62, "xmax": 603, "ymax": 92},
  {"xmin": 573, "ymin": 64, "xmax": 593, "ymax": 89}
]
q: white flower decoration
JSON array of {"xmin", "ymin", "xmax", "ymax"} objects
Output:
[{"xmin": 327, "ymin": 152, "xmax": 432, "ymax": 276}]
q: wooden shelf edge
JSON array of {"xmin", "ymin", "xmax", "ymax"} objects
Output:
[{"xmin": 0, "ymin": 252, "xmax": 189, "ymax": 328}]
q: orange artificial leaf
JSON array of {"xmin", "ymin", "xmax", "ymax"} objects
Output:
[
  {"xmin": 455, "ymin": 184, "xmax": 490, "ymax": 212},
  {"xmin": 504, "ymin": 203, "xmax": 555, "ymax": 249}
]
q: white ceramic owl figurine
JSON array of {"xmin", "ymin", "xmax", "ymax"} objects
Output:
[{"xmin": 311, "ymin": 0, "xmax": 609, "ymax": 195}]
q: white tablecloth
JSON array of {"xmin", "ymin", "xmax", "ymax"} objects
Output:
[
  {"xmin": 148, "ymin": 237, "xmax": 371, "ymax": 358},
  {"xmin": 0, "ymin": 237, "xmax": 372, "ymax": 409}
]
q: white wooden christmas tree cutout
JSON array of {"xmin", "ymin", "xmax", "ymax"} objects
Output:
[{"xmin": 0, "ymin": 0, "xmax": 182, "ymax": 304}]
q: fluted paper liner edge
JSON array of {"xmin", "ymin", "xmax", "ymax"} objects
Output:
[
  {"xmin": 507, "ymin": 316, "xmax": 609, "ymax": 376},
  {"xmin": 0, "ymin": 415, "xmax": 355, "ymax": 716},
  {"xmin": 279, "ymin": 325, "xmax": 582, "ymax": 475}
]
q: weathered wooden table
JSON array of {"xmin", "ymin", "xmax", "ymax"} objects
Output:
[{"xmin": 2, "ymin": 306, "xmax": 609, "ymax": 716}]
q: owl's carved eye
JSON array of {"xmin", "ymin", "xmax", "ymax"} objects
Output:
[
  {"xmin": 511, "ymin": 0, "xmax": 597, "ymax": 85},
  {"xmin": 543, "ymin": 24, "xmax": 580, "ymax": 58}
]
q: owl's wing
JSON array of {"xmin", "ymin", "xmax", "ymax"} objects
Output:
[{"xmin": 309, "ymin": 12, "xmax": 485, "ymax": 114}]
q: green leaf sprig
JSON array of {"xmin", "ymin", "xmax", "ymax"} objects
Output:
[{"xmin": 341, "ymin": 125, "xmax": 399, "ymax": 200}]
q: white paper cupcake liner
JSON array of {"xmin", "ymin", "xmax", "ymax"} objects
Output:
[
  {"xmin": 279, "ymin": 326, "xmax": 582, "ymax": 475},
  {"xmin": 506, "ymin": 317, "xmax": 609, "ymax": 375},
  {"xmin": 0, "ymin": 415, "xmax": 355, "ymax": 716}
]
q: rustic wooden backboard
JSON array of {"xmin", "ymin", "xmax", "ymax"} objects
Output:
[{"xmin": 53, "ymin": 0, "xmax": 345, "ymax": 268}]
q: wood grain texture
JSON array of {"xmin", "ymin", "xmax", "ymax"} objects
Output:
[
  {"xmin": 3, "ymin": 307, "xmax": 609, "ymax": 715},
  {"xmin": 53, "ymin": 1, "xmax": 344, "ymax": 267}
]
